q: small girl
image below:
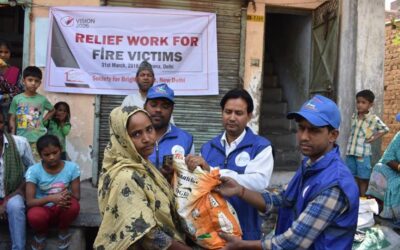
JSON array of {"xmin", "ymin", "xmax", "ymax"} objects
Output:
[
  {"xmin": 44, "ymin": 102, "xmax": 71, "ymax": 160},
  {"xmin": 0, "ymin": 41, "xmax": 23, "ymax": 127},
  {"xmin": 25, "ymin": 134, "xmax": 80, "ymax": 250}
]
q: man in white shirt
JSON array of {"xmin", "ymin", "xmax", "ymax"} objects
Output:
[
  {"xmin": 186, "ymin": 88, "xmax": 274, "ymax": 240},
  {"xmin": 0, "ymin": 111, "xmax": 35, "ymax": 250},
  {"xmin": 121, "ymin": 60, "xmax": 155, "ymax": 108}
]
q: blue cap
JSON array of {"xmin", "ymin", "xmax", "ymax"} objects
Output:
[
  {"xmin": 146, "ymin": 83, "xmax": 174, "ymax": 103},
  {"xmin": 287, "ymin": 95, "xmax": 341, "ymax": 129},
  {"xmin": 396, "ymin": 113, "xmax": 400, "ymax": 122}
]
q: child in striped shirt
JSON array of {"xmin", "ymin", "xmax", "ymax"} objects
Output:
[{"xmin": 345, "ymin": 89, "xmax": 389, "ymax": 197}]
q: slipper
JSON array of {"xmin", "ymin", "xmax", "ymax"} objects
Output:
[
  {"xmin": 58, "ymin": 232, "xmax": 72, "ymax": 249},
  {"xmin": 31, "ymin": 235, "xmax": 46, "ymax": 250}
]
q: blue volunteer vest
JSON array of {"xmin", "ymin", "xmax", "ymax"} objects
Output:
[
  {"xmin": 275, "ymin": 146, "xmax": 359, "ymax": 250},
  {"xmin": 201, "ymin": 127, "xmax": 271, "ymax": 240},
  {"xmin": 149, "ymin": 125, "xmax": 193, "ymax": 168}
]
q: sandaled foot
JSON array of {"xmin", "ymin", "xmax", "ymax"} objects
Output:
[
  {"xmin": 58, "ymin": 232, "xmax": 72, "ymax": 249},
  {"xmin": 31, "ymin": 235, "xmax": 46, "ymax": 250}
]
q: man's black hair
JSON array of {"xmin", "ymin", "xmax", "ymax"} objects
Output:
[
  {"xmin": 220, "ymin": 88, "xmax": 254, "ymax": 113},
  {"xmin": 356, "ymin": 89, "xmax": 375, "ymax": 103},
  {"xmin": 23, "ymin": 66, "xmax": 42, "ymax": 80}
]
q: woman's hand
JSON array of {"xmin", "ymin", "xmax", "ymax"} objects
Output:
[
  {"xmin": 160, "ymin": 156, "xmax": 174, "ymax": 183},
  {"xmin": 185, "ymin": 155, "xmax": 210, "ymax": 172},
  {"xmin": 215, "ymin": 176, "xmax": 243, "ymax": 197}
]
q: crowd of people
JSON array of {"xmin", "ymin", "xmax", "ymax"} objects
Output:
[
  {"xmin": 0, "ymin": 40, "xmax": 78, "ymax": 250},
  {"xmin": 0, "ymin": 43, "xmax": 399, "ymax": 250}
]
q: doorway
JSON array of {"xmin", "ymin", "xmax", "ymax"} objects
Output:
[
  {"xmin": 0, "ymin": 4, "xmax": 24, "ymax": 70},
  {"xmin": 260, "ymin": 9, "xmax": 313, "ymax": 171}
]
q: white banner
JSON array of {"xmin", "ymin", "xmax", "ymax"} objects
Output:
[{"xmin": 45, "ymin": 6, "xmax": 219, "ymax": 95}]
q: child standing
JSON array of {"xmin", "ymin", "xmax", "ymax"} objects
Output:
[
  {"xmin": 8, "ymin": 66, "xmax": 55, "ymax": 161},
  {"xmin": 25, "ymin": 134, "xmax": 80, "ymax": 250},
  {"xmin": 44, "ymin": 102, "xmax": 71, "ymax": 160},
  {"xmin": 346, "ymin": 89, "xmax": 389, "ymax": 197}
]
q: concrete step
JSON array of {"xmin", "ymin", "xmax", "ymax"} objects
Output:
[
  {"xmin": 269, "ymin": 170, "xmax": 296, "ymax": 186},
  {"xmin": 273, "ymin": 148, "xmax": 302, "ymax": 168},
  {"xmin": 0, "ymin": 180, "xmax": 100, "ymax": 249},
  {"xmin": 260, "ymin": 115, "xmax": 295, "ymax": 131},
  {"xmin": 0, "ymin": 225, "xmax": 86, "ymax": 250},
  {"xmin": 266, "ymin": 131, "xmax": 297, "ymax": 148},
  {"xmin": 262, "ymin": 102, "xmax": 288, "ymax": 116},
  {"xmin": 264, "ymin": 75, "xmax": 279, "ymax": 87},
  {"xmin": 262, "ymin": 88, "xmax": 283, "ymax": 102}
]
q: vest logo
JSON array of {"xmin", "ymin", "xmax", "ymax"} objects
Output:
[
  {"xmin": 235, "ymin": 152, "xmax": 250, "ymax": 167},
  {"xmin": 171, "ymin": 145, "xmax": 185, "ymax": 155}
]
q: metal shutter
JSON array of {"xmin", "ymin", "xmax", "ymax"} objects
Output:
[{"xmin": 98, "ymin": 0, "xmax": 244, "ymax": 169}]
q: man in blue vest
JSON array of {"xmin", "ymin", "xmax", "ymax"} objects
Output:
[
  {"xmin": 144, "ymin": 83, "xmax": 194, "ymax": 170},
  {"xmin": 215, "ymin": 95, "xmax": 359, "ymax": 250},
  {"xmin": 186, "ymin": 88, "xmax": 274, "ymax": 240}
]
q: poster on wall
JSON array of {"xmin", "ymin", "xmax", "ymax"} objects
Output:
[{"xmin": 45, "ymin": 6, "xmax": 218, "ymax": 95}]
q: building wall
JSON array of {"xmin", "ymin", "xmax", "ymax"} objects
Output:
[
  {"xmin": 30, "ymin": 0, "xmax": 100, "ymax": 180},
  {"xmin": 355, "ymin": 0, "xmax": 386, "ymax": 164},
  {"xmin": 338, "ymin": 0, "xmax": 386, "ymax": 164},
  {"xmin": 382, "ymin": 23, "xmax": 400, "ymax": 150}
]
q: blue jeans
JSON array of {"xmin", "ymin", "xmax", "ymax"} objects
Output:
[{"xmin": 6, "ymin": 194, "xmax": 26, "ymax": 250}]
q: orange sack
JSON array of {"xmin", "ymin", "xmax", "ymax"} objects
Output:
[{"xmin": 172, "ymin": 153, "xmax": 242, "ymax": 249}]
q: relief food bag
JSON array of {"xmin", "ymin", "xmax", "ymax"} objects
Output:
[{"xmin": 172, "ymin": 153, "xmax": 242, "ymax": 249}]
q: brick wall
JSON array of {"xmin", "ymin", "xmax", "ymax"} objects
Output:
[{"xmin": 383, "ymin": 23, "xmax": 400, "ymax": 151}]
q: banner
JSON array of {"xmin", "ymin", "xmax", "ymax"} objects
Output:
[{"xmin": 45, "ymin": 6, "xmax": 219, "ymax": 95}]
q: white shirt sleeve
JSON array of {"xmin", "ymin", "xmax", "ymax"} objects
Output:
[
  {"xmin": 14, "ymin": 135, "xmax": 36, "ymax": 167},
  {"xmin": 219, "ymin": 146, "xmax": 274, "ymax": 192}
]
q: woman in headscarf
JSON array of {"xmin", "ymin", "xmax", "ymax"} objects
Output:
[
  {"xmin": 94, "ymin": 106, "xmax": 190, "ymax": 250},
  {"xmin": 367, "ymin": 113, "xmax": 400, "ymax": 224}
]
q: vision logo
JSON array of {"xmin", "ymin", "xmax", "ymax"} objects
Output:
[{"xmin": 60, "ymin": 16, "xmax": 74, "ymax": 27}]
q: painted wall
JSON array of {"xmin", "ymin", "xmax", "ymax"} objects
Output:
[
  {"xmin": 30, "ymin": 0, "xmax": 100, "ymax": 180},
  {"xmin": 338, "ymin": 0, "xmax": 385, "ymax": 164},
  {"xmin": 244, "ymin": 1, "xmax": 266, "ymax": 133},
  {"xmin": 337, "ymin": 0, "xmax": 357, "ymax": 154},
  {"xmin": 265, "ymin": 12, "xmax": 312, "ymax": 112}
]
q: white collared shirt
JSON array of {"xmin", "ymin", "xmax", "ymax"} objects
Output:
[
  {"xmin": 215, "ymin": 130, "xmax": 274, "ymax": 192},
  {"xmin": 0, "ymin": 134, "xmax": 35, "ymax": 198},
  {"xmin": 121, "ymin": 92, "xmax": 146, "ymax": 108}
]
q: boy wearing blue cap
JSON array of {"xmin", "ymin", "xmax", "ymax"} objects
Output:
[
  {"xmin": 345, "ymin": 89, "xmax": 389, "ymax": 197},
  {"xmin": 215, "ymin": 95, "xmax": 359, "ymax": 250},
  {"xmin": 144, "ymin": 83, "xmax": 193, "ymax": 170}
]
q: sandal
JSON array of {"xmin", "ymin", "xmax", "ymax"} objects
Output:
[
  {"xmin": 58, "ymin": 232, "xmax": 72, "ymax": 249},
  {"xmin": 31, "ymin": 235, "xmax": 46, "ymax": 250}
]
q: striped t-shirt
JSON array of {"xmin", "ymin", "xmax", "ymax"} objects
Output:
[{"xmin": 346, "ymin": 113, "xmax": 389, "ymax": 157}]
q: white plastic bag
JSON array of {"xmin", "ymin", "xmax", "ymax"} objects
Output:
[{"xmin": 358, "ymin": 198, "xmax": 379, "ymax": 229}]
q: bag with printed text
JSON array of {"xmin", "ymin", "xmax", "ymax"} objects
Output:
[{"xmin": 172, "ymin": 153, "xmax": 242, "ymax": 249}]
